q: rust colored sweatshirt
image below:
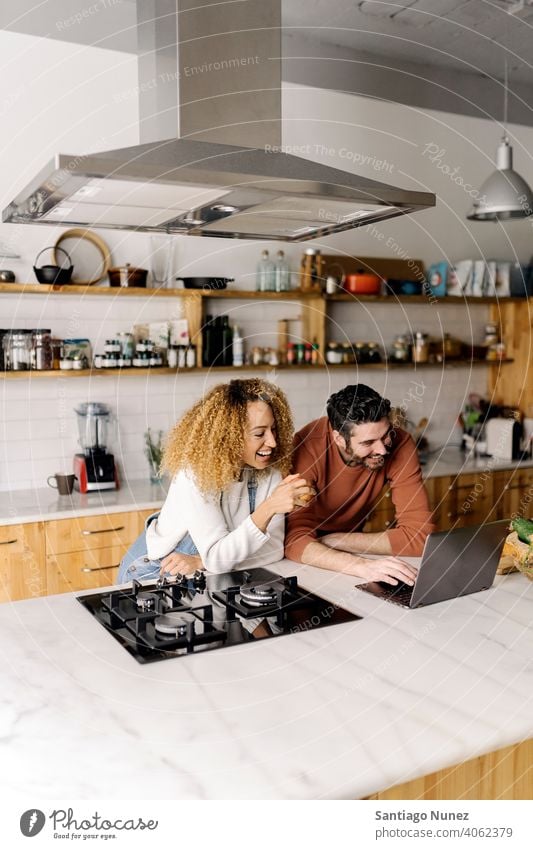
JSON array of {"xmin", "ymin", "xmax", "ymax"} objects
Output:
[{"xmin": 285, "ymin": 417, "xmax": 434, "ymax": 562}]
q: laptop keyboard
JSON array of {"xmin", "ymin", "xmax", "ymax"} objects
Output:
[
  {"xmin": 356, "ymin": 580, "xmax": 414, "ymax": 606},
  {"xmin": 378, "ymin": 581, "xmax": 414, "ymax": 606}
]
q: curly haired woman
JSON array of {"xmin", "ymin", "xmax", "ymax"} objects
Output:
[{"xmin": 117, "ymin": 378, "xmax": 311, "ymax": 583}]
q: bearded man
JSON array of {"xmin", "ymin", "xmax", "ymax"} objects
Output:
[{"xmin": 285, "ymin": 384, "xmax": 434, "ymax": 584}]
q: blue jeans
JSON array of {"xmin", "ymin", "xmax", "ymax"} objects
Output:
[{"xmin": 117, "ymin": 512, "xmax": 199, "ymax": 583}]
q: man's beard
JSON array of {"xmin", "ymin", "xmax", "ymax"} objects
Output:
[{"xmin": 341, "ymin": 446, "xmax": 390, "ymax": 469}]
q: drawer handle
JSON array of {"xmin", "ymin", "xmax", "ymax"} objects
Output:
[
  {"xmin": 81, "ymin": 525, "xmax": 125, "ymax": 536},
  {"xmin": 81, "ymin": 564, "xmax": 119, "ymax": 573},
  {"xmin": 0, "ymin": 538, "xmax": 17, "ymax": 545}
]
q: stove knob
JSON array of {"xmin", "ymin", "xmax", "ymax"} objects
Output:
[{"xmin": 193, "ymin": 569, "xmax": 206, "ymax": 588}]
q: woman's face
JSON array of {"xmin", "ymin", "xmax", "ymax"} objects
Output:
[{"xmin": 241, "ymin": 400, "xmax": 277, "ymax": 470}]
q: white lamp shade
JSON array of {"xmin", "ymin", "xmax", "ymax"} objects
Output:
[{"xmin": 468, "ymin": 138, "xmax": 533, "ymax": 221}]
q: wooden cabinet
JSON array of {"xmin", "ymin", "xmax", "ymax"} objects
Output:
[
  {"xmin": 45, "ymin": 509, "xmax": 154, "ymax": 594},
  {"xmin": 493, "ymin": 468, "xmax": 533, "ymax": 521},
  {"xmin": 0, "ymin": 506, "xmax": 159, "ymax": 603},
  {"xmin": 425, "ymin": 467, "xmax": 533, "ymax": 531},
  {"xmin": 425, "ymin": 472, "xmax": 496, "ymax": 530},
  {"xmin": 0, "ymin": 522, "xmax": 46, "ymax": 602}
]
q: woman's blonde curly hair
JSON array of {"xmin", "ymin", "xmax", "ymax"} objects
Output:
[{"xmin": 162, "ymin": 378, "xmax": 294, "ymax": 494}]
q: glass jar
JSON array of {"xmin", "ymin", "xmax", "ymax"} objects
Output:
[
  {"xmin": 391, "ymin": 334, "xmax": 410, "ymax": 362},
  {"xmin": 326, "ymin": 342, "xmax": 343, "ymax": 364},
  {"xmin": 341, "ymin": 342, "xmax": 353, "ymax": 364},
  {"xmin": 251, "ymin": 346, "xmax": 264, "ymax": 366},
  {"xmin": 366, "ymin": 342, "xmax": 382, "ymax": 363},
  {"xmin": 117, "ymin": 332, "xmax": 134, "ymax": 359},
  {"xmin": 3, "ymin": 330, "xmax": 32, "ymax": 370},
  {"xmin": 412, "ymin": 332, "xmax": 429, "ymax": 364},
  {"xmin": 31, "ymin": 328, "xmax": 53, "ymax": 370},
  {"xmin": 484, "ymin": 323, "xmax": 499, "ymax": 347},
  {"xmin": 354, "ymin": 342, "xmax": 368, "ymax": 364}
]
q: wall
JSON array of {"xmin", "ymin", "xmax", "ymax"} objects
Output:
[{"xmin": 0, "ymin": 39, "xmax": 523, "ymax": 491}]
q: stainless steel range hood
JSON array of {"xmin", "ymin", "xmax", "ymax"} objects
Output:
[{"xmin": 3, "ymin": 0, "xmax": 435, "ymax": 242}]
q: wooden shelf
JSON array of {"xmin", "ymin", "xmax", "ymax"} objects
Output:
[
  {"xmin": 1, "ymin": 359, "xmax": 514, "ymax": 379},
  {"xmin": 326, "ymin": 293, "xmax": 526, "ymax": 305},
  {"xmin": 0, "ymin": 283, "xmax": 320, "ymax": 299},
  {"xmin": 1, "ymin": 283, "xmax": 526, "ymax": 304}
]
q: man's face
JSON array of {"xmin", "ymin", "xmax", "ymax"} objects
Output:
[{"xmin": 332, "ymin": 417, "xmax": 393, "ymax": 470}]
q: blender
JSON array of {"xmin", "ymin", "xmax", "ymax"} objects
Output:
[{"xmin": 73, "ymin": 402, "xmax": 119, "ymax": 492}]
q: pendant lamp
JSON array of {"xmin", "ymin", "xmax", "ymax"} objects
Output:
[{"xmin": 467, "ymin": 54, "xmax": 533, "ymax": 221}]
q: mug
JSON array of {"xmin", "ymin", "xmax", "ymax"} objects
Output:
[{"xmin": 47, "ymin": 473, "xmax": 77, "ymax": 495}]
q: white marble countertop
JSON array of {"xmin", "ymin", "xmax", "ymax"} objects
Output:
[
  {"xmin": 1, "ymin": 561, "xmax": 532, "ymax": 801},
  {"xmin": 0, "ymin": 479, "xmax": 167, "ymax": 526},
  {"xmin": 2, "ymin": 451, "xmax": 532, "ymax": 526}
]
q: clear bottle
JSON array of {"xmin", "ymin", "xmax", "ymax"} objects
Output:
[
  {"xmin": 232, "ymin": 325, "xmax": 244, "ymax": 366},
  {"xmin": 256, "ymin": 250, "xmax": 275, "ymax": 292},
  {"xmin": 274, "ymin": 250, "xmax": 291, "ymax": 292}
]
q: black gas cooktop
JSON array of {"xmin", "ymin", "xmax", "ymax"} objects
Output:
[{"xmin": 77, "ymin": 567, "xmax": 361, "ymax": 663}]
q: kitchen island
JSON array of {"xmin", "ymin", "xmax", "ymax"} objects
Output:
[{"xmin": 1, "ymin": 560, "xmax": 532, "ymax": 800}]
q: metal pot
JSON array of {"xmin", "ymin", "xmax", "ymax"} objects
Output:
[
  {"xmin": 343, "ymin": 272, "xmax": 381, "ymax": 295},
  {"xmin": 0, "ymin": 269, "xmax": 16, "ymax": 282},
  {"xmin": 108, "ymin": 264, "xmax": 148, "ymax": 288},
  {"xmin": 33, "ymin": 246, "xmax": 73, "ymax": 285}
]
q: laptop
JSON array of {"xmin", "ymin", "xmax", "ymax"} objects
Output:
[{"xmin": 355, "ymin": 520, "xmax": 508, "ymax": 608}]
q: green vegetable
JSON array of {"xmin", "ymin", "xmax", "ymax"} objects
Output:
[{"xmin": 511, "ymin": 517, "xmax": 533, "ymax": 545}]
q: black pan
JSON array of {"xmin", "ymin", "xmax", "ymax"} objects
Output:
[{"xmin": 175, "ymin": 277, "xmax": 233, "ymax": 290}]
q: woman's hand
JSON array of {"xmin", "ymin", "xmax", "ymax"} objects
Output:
[
  {"xmin": 266, "ymin": 474, "xmax": 316, "ymax": 515},
  {"xmin": 159, "ymin": 552, "xmax": 202, "ymax": 577}
]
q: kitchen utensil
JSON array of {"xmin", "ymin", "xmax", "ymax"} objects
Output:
[
  {"xmin": 54, "ymin": 229, "xmax": 111, "ymax": 286},
  {"xmin": 0, "ymin": 269, "xmax": 15, "ymax": 282},
  {"xmin": 176, "ymin": 277, "xmax": 233, "ymax": 290},
  {"xmin": 343, "ymin": 272, "xmax": 381, "ymax": 295},
  {"xmin": 47, "ymin": 473, "xmax": 77, "ymax": 495},
  {"xmin": 108, "ymin": 264, "xmax": 148, "ymax": 288},
  {"xmin": 33, "ymin": 246, "xmax": 73, "ymax": 285}
]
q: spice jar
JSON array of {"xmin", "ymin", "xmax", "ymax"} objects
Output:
[
  {"xmin": 412, "ymin": 332, "xmax": 429, "ymax": 364},
  {"xmin": 484, "ymin": 323, "xmax": 499, "ymax": 347},
  {"xmin": 366, "ymin": 342, "xmax": 382, "ymax": 363},
  {"xmin": 487, "ymin": 341, "xmax": 506, "ymax": 361},
  {"xmin": 342, "ymin": 343, "xmax": 354, "ymax": 364},
  {"xmin": 353, "ymin": 342, "xmax": 368, "ymax": 364},
  {"xmin": 326, "ymin": 342, "xmax": 343, "ymax": 364}
]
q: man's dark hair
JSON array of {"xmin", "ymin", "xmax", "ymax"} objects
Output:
[{"xmin": 326, "ymin": 384, "xmax": 391, "ymax": 441}]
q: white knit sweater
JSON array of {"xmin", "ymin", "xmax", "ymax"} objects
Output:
[{"xmin": 145, "ymin": 467, "xmax": 284, "ymax": 573}]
